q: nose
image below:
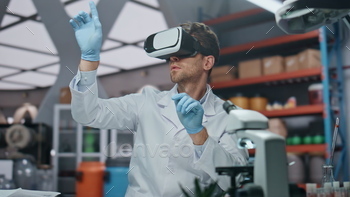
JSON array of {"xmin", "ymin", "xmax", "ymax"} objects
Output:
[{"xmin": 169, "ymin": 56, "xmax": 180, "ymax": 62}]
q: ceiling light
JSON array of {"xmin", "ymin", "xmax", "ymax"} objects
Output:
[{"xmin": 246, "ymin": 0, "xmax": 283, "ymax": 13}]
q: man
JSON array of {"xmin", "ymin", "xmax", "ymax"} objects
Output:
[{"xmin": 69, "ymin": 2, "xmax": 247, "ymax": 196}]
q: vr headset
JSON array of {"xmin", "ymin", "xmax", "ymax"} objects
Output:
[{"xmin": 144, "ymin": 27, "xmax": 211, "ymax": 60}]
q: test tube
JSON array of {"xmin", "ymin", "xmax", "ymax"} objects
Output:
[
  {"xmin": 333, "ymin": 182, "xmax": 341, "ymax": 197},
  {"xmin": 343, "ymin": 182, "xmax": 350, "ymax": 197},
  {"xmin": 316, "ymin": 188, "xmax": 325, "ymax": 197},
  {"xmin": 324, "ymin": 182, "xmax": 333, "ymax": 197},
  {"xmin": 307, "ymin": 183, "xmax": 317, "ymax": 197}
]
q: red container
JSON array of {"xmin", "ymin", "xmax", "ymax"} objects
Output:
[
  {"xmin": 308, "ymin": 83, "xmax": 323, "ymax": 105},
  {"xmin": 76, "ymin": 162, "xmax": 105, "ymax": 197}
]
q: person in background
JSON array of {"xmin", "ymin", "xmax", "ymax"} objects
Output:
[{"xmin": 69, "ymin": 2, "xmax": 247, "ymax": 196}]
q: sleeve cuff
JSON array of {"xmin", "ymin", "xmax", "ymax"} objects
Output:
[
  {"xmin": 79, "ymin": 69, "xmax": 97, "ymax": 86},
  {"xmin": 193, "ymin": 138, "xmax": 209, "ymax": 161},
  {"xmin": 70, "ymin": 69, "xmax": 97, "ymax": 92}
]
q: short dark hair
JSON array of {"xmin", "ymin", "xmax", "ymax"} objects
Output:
[{"xmin": 180, "ymin": 22, "xmax": 220, "ymax": 76}]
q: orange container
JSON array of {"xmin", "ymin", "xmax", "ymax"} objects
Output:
[
  {"xmin": 250, "ymin": 96, "xmax": 268, "ymax": 111},
  {"xmin": 76, "ymin": 162, "xmax": 105, "ymax": 197},
  {"xmin": 229, "ymin": 96, "xmax": 249, "ymax": 109}
]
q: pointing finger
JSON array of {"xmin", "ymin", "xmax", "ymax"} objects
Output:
[{"xmin": 89, "ymin": 1, "xmax": 99, "ymax": 20}]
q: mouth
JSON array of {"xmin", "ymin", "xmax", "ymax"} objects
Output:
[{"xmin": 171, "ymin": 66, "xmax": 181, "ymax": 70}]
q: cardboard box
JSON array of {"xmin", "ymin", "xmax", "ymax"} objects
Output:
[
  {"xmin": 238, "ymin": 59, "xmax": 262, "ymax": 79},
  {"xmin": 262, "ymin": 55, "xmax": 284, "ymax": 75},
  {"xmin": 284, "ymin": 55, "xmax": 300, "ymax": 72},
  {"xmin": 298, "ymin": 49, "xmax": 321, "ymax": 69},
  {"xmin": 60, "ymin": 87, "xmax": 71, "ymax": 104},
  {"xmin": 210, "ymin": 74, "xmax": 235, "ymax": 83},
  {"xmin": 210, "ymin": 65, "xmax": 236, "ymax": 83},
  {"xmin": 211, "ymin": 65, "xmax": 236, "ymax": 76}
]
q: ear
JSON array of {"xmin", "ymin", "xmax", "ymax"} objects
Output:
[{"xmin": 203, "ymin": 55, "xmax": 215, "ymax": 71}]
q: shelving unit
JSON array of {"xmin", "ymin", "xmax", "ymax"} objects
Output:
[
  {"xmin": 203, "ymin": 8, "xmax": 274, "ymax": 32},
  {"xmin": 211, "ymin": 67, "xmax": 322, "ymax": 88},
  {"xmin": 201, "ymin": 7, "xmax": 348, "ymax": 181},
  {"xmin": 52, "ymin": 104, "xmax": 108, "ymax": 194},
  {"xmin": 248, "ymin": 144, "xmax": 327, "ymax": 155},
  {"xmin": 220, "ymin": 31, "xmax": 319, "ymax": 55},
  {"xmin": 259, "ymin": 105, "xmax": 323, "ymax": 118}
]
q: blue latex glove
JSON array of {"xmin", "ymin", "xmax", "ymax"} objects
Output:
[
  {"xmin": 172, "ymin": 93, "xmax": 204, "ymax": 134},
  {"xmin": 69, "ymin": 1, "xmax": 102, "ymax": 61}
]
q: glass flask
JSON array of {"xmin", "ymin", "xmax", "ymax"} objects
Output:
[
  {"xmin": 321, "ymin": 164, "xmax": 335, "ymax": 187},
  {"xmin": 13, "ymin": 158, "xmax": 37, "ymax": 189}
]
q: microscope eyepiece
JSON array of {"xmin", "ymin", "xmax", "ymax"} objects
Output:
[{"xmin": 223, "ymin": 100, "xmax": 238, "ymax": 114}]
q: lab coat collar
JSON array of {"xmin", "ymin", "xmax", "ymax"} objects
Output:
[{"xmin": 157, "ymin": 84, "xmax": 217, "ymax": 132}]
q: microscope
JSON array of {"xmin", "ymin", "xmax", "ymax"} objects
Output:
[{"xmin": 217, "ymin": 101, "xmax": 290, "ymax": 197}]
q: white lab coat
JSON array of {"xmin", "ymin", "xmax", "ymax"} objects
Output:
[{"xmin": 70, "ymin": 80, "xmax": 247, "ymax": 197}]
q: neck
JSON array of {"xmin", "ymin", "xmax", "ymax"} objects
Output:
[{"xmin": 177, "ymin": 77, "xmax": 208, "ymax": 101}]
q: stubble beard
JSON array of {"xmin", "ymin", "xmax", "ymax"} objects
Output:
[{"xmin": 170, "ymin": 69, "xmax": 201, "ymax": 84}]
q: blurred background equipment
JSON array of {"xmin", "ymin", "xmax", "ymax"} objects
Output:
[
  {"xmin": 0, "ymin": 123, "xmax": 52, "ymax": 165},
  {"xmin": 275, "ymin": 0, "xmax": 350, "ymax": 34},
  {"xmin": 13, "ymin": 103, "xmax": 38, "ymax": 124},
  {"xmin": 6, "ymin": 124, "xmax": 36, "ymax": 149}
]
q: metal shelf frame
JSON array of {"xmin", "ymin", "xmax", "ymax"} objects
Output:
[
  {"xmin": 52, "ymin": 104, "xmax": 108, "ymax": 192},
  {"xmin": 320, "ymin": 24, "xmax": 349, "ymax": 181}
]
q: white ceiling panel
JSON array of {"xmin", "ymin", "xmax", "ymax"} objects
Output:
[
  {"xmin": 135, "ymin": 0, "xmax": 159, "ymax": 8},
  {"xmin": 1, "ymin": 14, "xmax": 19, "ymax": 28},
  {"xmin": 97, "ymin": 65, "xmax": 120, "ymax": 76},
  {"xmin": 7, "ymin": 0, "xmax": 37, "ymax": 17},
  {"xmin": 0, "ymin": 67, "xmax": 20, "ymax": 78},
  {"xmin": 0, "ymin": 0, "xmax": 169, "ymax": 90},
  {"xmin": 102, "ymin": 40, "xmax": 123, "ymax": 51},
  {"xmin": 0, "ymin": 46, "xmax": 59, "ymax": 70},
  {"xmin": 3, "ymin": 71, "xmax": 57, "ymax": 87},
  {"xmin": 0, "ymin": 20, "xmax": 58, "ymax": 54},
  {"xmin": 108, "ymin": 1, "xmax": 168, "ymax": 43},
  {"xmin": 137, "ymin": 41, "xmax": 144, "ymax": 48},
  {"xmin": 64, "ymin": 0, "xmax": 100, "ymax": 18},
  {"xmin": 0, "ymin": 81, "xmax": 34, "ymax": 90},
  {"xmin": 37, "ymin": 64, "xmax": 61, "ymax": 75},
  {"xmin": 100, "ymin": 45, "xmax": 164, "ymax": 70}
]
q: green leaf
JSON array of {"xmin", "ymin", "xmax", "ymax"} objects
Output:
[
  {"xmin": 194, "ymin": 178, "xmax": 202, "ymax": 195},
  {"xmin": 203, "ymin": 182, "xmax": 217, "ymax": 196}
]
